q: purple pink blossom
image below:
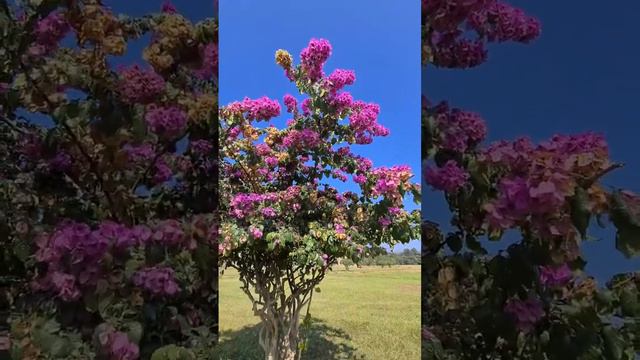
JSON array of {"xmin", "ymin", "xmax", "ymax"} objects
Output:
[
  {"xmin": 250, "ymin": 227, "xmax": 263, "ymax": 239},
  {"xmin": 48, "ymin": 151, "xmax": 72, "ymax": 172},
  {"xmin": 145, "ymin": 105, "xmax": 188, "ymax": 140},
  {"xmin": 152, "ymin": 158, "xmax": 173, "ymax": 184},
  {"xmin": 195, "ymin": 42, "xmax": 218, "ymax": 80},
  {"xmin": 123, "ymin": 143, "xmax": 155, "ymax": 163},
  {"xmin": 118, "ymin": 65, "xmax": 165, "ymax": 104},
  {"xmin": 282, "ymin": 129, "xmax": 322, "ymax": 150},
  {"xmin": 300, "ymin": 38, "xmax": 332, "ymax": 82},
  {"xmin": 539, "ymin": 263, "xmax": 572, "ymax": 287},
  {"xmin": 283, "ymin": 94, "xmax": 298, "ymax": 113},
  {"xmin": 29, "ymin": 11, "xmax": 70, "ymax": 57},
  {"xmin": 190, "ymin": 139, "xmax": 213, "ymax": 155},
  {"xmin": 348, "ymin": 101, "xmax": 389, "ymax": 144},
  {"xmin": 504, "ymin": 296, "xmax": 545, "ymax": 333},
  {"xmin": 325, "ymin": 69, "xmax": 356, "ymax": 93},
  {"xmin": 424, "ymin": 160, "xmax": 469, "ymax": 193},
  {"xmin": 132, "ymin": 266, "xmax": 180, "ymax": 297},
  {"xmin": 151, "ymin": 219, "xmax": 186, "ymax": 247},
  {"xmin": 225, "ymin": 97, "xmax": 281, "ymax": 121}
]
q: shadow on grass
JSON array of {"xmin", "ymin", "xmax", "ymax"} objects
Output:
[{"xmin": 215, "ymin": 317, "xmax": 364, "ymax": 360}]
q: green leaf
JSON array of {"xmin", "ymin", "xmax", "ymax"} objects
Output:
[
  {"xmin": 446, "ymin": 234, "xmax": 462, "ymax": 253},
  {"xmin": 150, "ymin": 345, "xmax": 195, "ymax": 360},
  {"xmin": 131, "ymin": 108, "xmax": 147, "ymax": 141},
  {"xmin": 610, "ymin": 191, "xmax": 640, "ymax": 257},
  {"xmin": 465, "ymin": 235, "xmax": 486, "ymax": 255},
  {"xmin": 571, "ymin": 187, "xmax": 591, "ymax": 239},
  {"xmin": 32, "ymin": 319, "xmax": 71, "ymax": 358},
  {"xmin": 615, "ymin": 226, "xmax": 640, "ymax": 258},
  {"xmin": 594, "ymin": 290, "xmax": 615, "ymax": 307},
  {"xmin": 125, "ymin": 258, "xmax": 142, "ymax": 279},
  {"xmin": 12, "ymin": 238, "xmax": 30, "ymax": 262},
  {"xmin": 619, "ymin": 288, "xmax": 640, "ymax": 317},
  {"xmin": 98, "ymin": 292, "xmax": 114, "ymax": 316},
  {"xmin": 126, "ymin": 321, "xmax": 144, "ymax": 344},
  {"xmin": 602, "ymin": 326, "xmax": 623, "ymax": 360}
]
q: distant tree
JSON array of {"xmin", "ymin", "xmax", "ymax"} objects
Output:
[
  {"xmin": 375, "ymin": 255, "xmax": 396, "ymax": 268},
  {"xmin": 342, "ymin": 258, "xmax": 354, "ymax": 271}
]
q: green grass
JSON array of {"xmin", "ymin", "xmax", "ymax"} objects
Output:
[{"xmin": 215, "ymin": 265, "xmax": 421, "ymax": 360}]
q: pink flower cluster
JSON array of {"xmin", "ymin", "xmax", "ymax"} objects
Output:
[
  {"xmin": 250, "ymin": 227, "xmax": 263, "ymax": 239},
  {"xmin": 225, "ymin": 96, "xmax": 281, "ymax": 121},
  {"xmin": 370, "ymin": 165, "xmax": 413, "ymax": 205},
  {"xmin": 430, "ymin": 33, "xmax": 487, "ymax": 69},
  {"xmin": 300, "ymin": 38, "xmax": 332, "ymax": 82},
  {"xmin": 145, "ymin": 105, "xmax": 188, "ymax": 140},
  {"xmin": 431, "ymin": 101, "xmax": 487, "ymax": 152},
  {"xmin": 283, "ymin": 94, "xmax": 298, "ymax": 113},
  {"xmin": 132, "ymin": 266, "xmax": 180, "ymax": 297},
  {"xmin": 152, "ymin": 157, "xmax": 173, "ymax": 184},
  {"xmin": 161, "ymin": 0, "xmax": 178, "ymax": 13},
  {"xmin": 425, "ymin": 0, "xmax": 541, "ymax": 68},
  {"xmin": 195, "ymin": 42, "xmax": 218, "ymax": 80},
  {"xmin": 325, "ymin": 69, "xmax": 356, "ymax": 93},
  {"xmin": 282, "ymin": 128, "xmax": 322, "ymax": 150},
  {"xmin": 33, "ymin": 220, "xmax": 187, "ymax": 301},
  {"xmin": 98, "ymin": 327, "xmax": 140, "ymax": 360},
  {"xmin": 349, "ymin": 101, "xmax": 389, "ymax": 144},
  {"xmin": 123, "ymin": 143, "xmax": 155, "ymax": 163},
  {"xmin": 190, "ymin": 139, "xmax": 213, "ymax": 155},
  {"xmin": 29, "ymin": 11, "xmax": 70, "ymax": 57},
  {"xmin": 48, "ymin": 151, "xmax": 73, "ymax": 172},
  {"xmin": 150, "ymin": 219, "xmax": 187, "ymax": 247},
  {"xmin": 424, "ymin": 160, "xmax": 469, "ymax": 193},
  {"xmin": 329, "ymin": 92, "xmax": 354, "ymax": 113},
  {"xmin": 480, "ymin": 133, "xmax": 610, "ymax": 241},
  {"xmin": 468, "ymin": 2, "xmax": 541, "ymax": 43},
  {"xmin": 503, "ymin": 296, "xmax": 545, "ymax": 333},
  {"xmin": 34, "ymin": 221, "xmax": 109, "ymax": 301},
  {"xmin": 230, "ymin": 193, "xmax": 279, "ymax": 219},
  {"xmin": 538, "ymin": 263, "xmax": 572, "ymax": 287},
  {"xmin": 118, "ymin": 65, "xmax": 166, "ymax": 104}
]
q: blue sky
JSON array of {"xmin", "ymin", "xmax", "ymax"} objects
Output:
[
  {"xmin": 424, "ymin": 1, "xmax": 640, "ymax": 281},
  {"xmin": 220, "ymin": 0, "xmax": 421, "ymax": 251},
  {"xmin": 107, "ymin": 0, "xmax": 214, "ymax": 21}
]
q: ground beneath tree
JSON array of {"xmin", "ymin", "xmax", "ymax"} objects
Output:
[{"xmin": 215, "ymin": 266, "xmax": 420, "ymax": 360}]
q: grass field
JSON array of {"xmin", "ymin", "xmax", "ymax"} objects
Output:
[{"xmin": 215, "ymin": 265, "xmax": 421, "ymax": 360}]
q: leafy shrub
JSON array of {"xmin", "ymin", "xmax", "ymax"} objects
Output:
[
  {"xmin": 0, "ymin": 1, "xmax": 218, "ymax": 358},
  {"xmin": 423, "ymin": 1, "xmax": 640, "ymax": 358}
]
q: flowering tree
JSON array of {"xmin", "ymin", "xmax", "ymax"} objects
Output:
[
  {"xmin": 219, "ymin": 39, "xmax": 421, "ymax": 360},
  {"xmin": 1, "ymin": 1, "xmax": 218, "ymax": 358},
  {"xmin": 423, "ymin": 1, "xmax": 640, "ymax": 359}
]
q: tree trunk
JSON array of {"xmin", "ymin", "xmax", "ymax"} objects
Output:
[
  {"xmin": 236, "ymin": 265, "xmax": 324, "ymax": 360},
  {"xmin": 260, "ymin": 299, "xmax": 303, "ymax": 360}
]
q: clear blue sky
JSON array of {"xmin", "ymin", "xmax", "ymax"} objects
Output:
[
  {"xmin": 424, "ymin": 1, "xmax": 640, "ymax": 281},
  {"xmin": 220, "ymin": 0, "xmax": 421, "ymax": 251},
  {"xmin": 107, "ymin": 1, "xmax": 214, "ymax": 22}
]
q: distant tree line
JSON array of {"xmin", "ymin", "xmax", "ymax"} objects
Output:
[{"xmin": 341, "ymin": 248, "xmax": 420, "ymax": 269}]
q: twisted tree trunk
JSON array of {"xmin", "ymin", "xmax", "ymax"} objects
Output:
[{"xmin": 236, "ymin": 263, "xmax": 324, "ymax": 360}]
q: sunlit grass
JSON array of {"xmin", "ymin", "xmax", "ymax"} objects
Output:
[{"xmin": 215, "ymin": 265, "xmax": 421, "ymax": 360}]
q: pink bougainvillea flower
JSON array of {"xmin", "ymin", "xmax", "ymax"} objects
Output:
[
  {"xmin": 539, "ymin": 263, "xmax": 572, "ymax": 287},
  {"xmin": 504, "ymin": 296, "xmax": 545, "ymax": 333},
  {"xmin": 424, "ymin": 160, "xmax": 469, "ymax": 193},
  {"xmin": 132, "ymin": 266, "xmax": 180, "ymax": 297},
  {"xmin": 300, "ymin": 38, "xmax": 332, "ymax": 81}
]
